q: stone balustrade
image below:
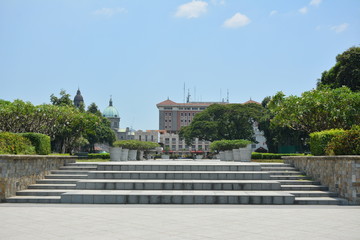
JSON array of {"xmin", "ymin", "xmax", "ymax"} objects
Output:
[
  {"xmin": 283, "ymin": 156, "xmax": 360, "ymax": 205},
  {"xmin": 0, "ymin": 155, "xmax": 76, "ymax": 202}
]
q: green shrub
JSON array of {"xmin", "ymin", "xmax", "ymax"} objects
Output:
[
  {"xmin": 0, "ymin": 132, "xmax": 36, "ymax": 155},
  {"xmin": 20, "ymin": 133, "xmax": 51, "ymax": 155},
  {"xmin": 325, "ymin": 125, "xmax": 360, "ymax": 155},
  {"xmin": 210, "ymin": 139, "xmax": 252, "ymax": 152},
  {"xmin": 309, "ymin": 129, "xmax": 345, "ymax": 156},
  {"xmin": 88, "ymin": 153, "xmax": 110, "ymax": 159}
]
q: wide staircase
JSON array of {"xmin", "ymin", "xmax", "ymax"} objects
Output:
[{"xmin": 7, "ymin": 161, "xmax": 347, "ymax": 205}]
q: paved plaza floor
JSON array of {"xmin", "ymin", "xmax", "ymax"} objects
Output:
[{"xmin": 0, "ymin": 204, "xmax": 359, "ymax": 240}]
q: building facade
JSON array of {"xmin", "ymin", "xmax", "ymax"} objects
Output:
[{"xmin": 156, "ymin": 99, "xmax": 228, "ymax": 132}]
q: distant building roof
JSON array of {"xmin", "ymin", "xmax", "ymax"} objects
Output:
[
  {"xmin": 243, "ymin": 99, "xmax": 261, "ymax": 105},
  {"xmin": 156, "ymin": 99, "xmax": 228, "ymax": 107}
]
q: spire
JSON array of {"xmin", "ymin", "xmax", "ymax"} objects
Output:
[{"xmin": 109, "ymin": 95, "xmax": 113, "ymax": 107}]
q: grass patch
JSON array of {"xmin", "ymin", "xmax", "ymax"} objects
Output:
[{"xmin": 251, "ymin": 159, "xmax": 284, "ymax": 163}]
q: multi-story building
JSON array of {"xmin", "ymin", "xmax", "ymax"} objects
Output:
[
  {"xmin": 156, "ymin": 99, "xmax": 228, "ymax": 132},
  {"xmin": 156, "ymin": 98, "xmax": 268, "ymax": 153}
]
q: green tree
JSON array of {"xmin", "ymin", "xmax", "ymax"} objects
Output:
[
  {"xmin": 258, "ymin": 96, "xmax": 308, "ymax": 153},
  {"xmin": 268, "ymin": 87, "xmax": 360, "ymax": 134},
  {"xmin": 317, "ymin": 46, "xmax": 360, "ymax": 91},
  {"xmin": 87, "ymin": 102, "xmax": 102, "ymax": 116},
  {"xmin": 50, "ymin": 89, "xmax": 74, "ymax": 107},
  {"xmin": 179, "ymin": 103, "xmax": 264, "ymax": 145}
]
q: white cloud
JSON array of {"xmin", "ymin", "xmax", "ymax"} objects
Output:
[
  {"xmin": 270, "ymin": 10, "xmax": 278, "ymax": 16},
  {"xmin": 331, "ymin": 23, "xmax": 349, "ymax": 33},
  {"xmin": 310, "ymin": 0, "xmax": 322, "ymax": 7},
  {"xmin": 174, "ymin": 1, "xmax": 208, "ymax": 19},
  {"xmin": 299, "ymin": 7, "xmax": 308, "ymax": 14},
  {"xmin": 211, "ymin": 0, "xmax": 225, "ymax": 5},
  {"xmin": 223, "ymin": 13, "xmax": 251, "ymax": 29},
  {"xmin": 93, "ymin": 7, "xmax": 126, "ymax": 17}
]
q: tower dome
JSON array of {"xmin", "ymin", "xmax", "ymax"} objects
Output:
[
  {"xmin": 103, "ymin": 98, "xmax": 119, "ymax": 118},
  {"xmin": 74, "ymin": 89, "xmax": 84, "ymax": 108}
]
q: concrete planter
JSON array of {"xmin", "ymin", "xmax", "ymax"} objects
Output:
[
  {"xmin": 239, "ymin": 145, "xmax": 252, "ymax": 162},
  {"xmin": 128, "ymin": 150, "xmax": 137, "ymax": 161},
  {"xmin": 120, "ymin": 149, "xmax": 129, "ymax": 161},
  {"xmin": 232, "ymin": 149, "xmax": 241, "ymax": 161},
  {"xmin": 224, "ymin": 150, "xmax": 233, "ymax": 161},
  {"xmin": 137, "ymin": 150, "xmax": 144, "ymax": 160},
  {"xmin": 161, "ymin": 154, "xmax": 170, "ymax": 159},
  {"xmin": 219, "ymin": 152, "xmax": 226, "ymax": 161},
  {"xmin": 109, "ymin": 147, "xmax": 122, "ymax": 161}
]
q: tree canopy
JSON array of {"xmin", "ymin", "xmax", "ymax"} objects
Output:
[
  {"xmin": 179, "ymin": 103, "xmax": 264, "ymax": 145},
  {"xmin": 267, "ymin": 87, "xmax": 360, "ymax": 134},
  {"xmin": 0, "ymin": 99, "xmax": 115, "ymax": 153},
  {"xmin": 317, "ymin": 46, "xmax": 360, "ymax": 91}
]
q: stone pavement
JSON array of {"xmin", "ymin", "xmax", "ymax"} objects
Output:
[{"xmin": 0, "ymin": 204, "xmax": 359, "ymax": 240}]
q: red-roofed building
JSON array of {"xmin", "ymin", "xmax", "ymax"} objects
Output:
[{"xmin": 156, "ymin": 99, "xmax": 229, "ymax": 132}]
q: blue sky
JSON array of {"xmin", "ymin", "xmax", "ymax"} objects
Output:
[{"xmin": 1, "ymin": 0, "xmax": 359, "ymax": 130}]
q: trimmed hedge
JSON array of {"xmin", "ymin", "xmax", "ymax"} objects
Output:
[
  {"xmin": 0, "ymin": 132, "xmax": 36, "ymax": 155},
  {"xmin": 113, "ymin": 140, "xmax": 159, "ymax": 150},
  {"xmin": 309, "ymin": 129, "xmax": 345, "ymax": 156},
  {"xmin": 88, "ymin": 153, "xmax": 110, "ymax": 159},
  {"xmin": 251, "ymin": 152, "xmax": 305, "ymax": 159},
  {"xmin": 325, "ymin": 125, "xmax": 360, "ymax": 155},
  {"xmin": 20, "ymin": 132, "xmax": 51, "ymax": 155},
  {"xmin": 210, "ymin": 139, "xmax": 252, "ymax": 152}
]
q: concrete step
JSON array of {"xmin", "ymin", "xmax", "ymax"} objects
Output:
[
  {"xmin": 261, "ymin": 167, "xmax": 297, "ymax": 171},
  {"xmin": 257, "ymin": 163, "xmax": 291, "ymax": 167},
  {"xmin": 87, "ymin": 171, "xmax": 271, "ymax": 180},
  {"xmin": 67, "ymin": 163, "xmax": 99, "ymax": 167},
  {"xmin": 45, "ymin": 174, "xmax": 88, "ymax": 179},
  {"xmin": 51, "ymin": 170, "xmax": 92, "ymax": 175},
  {"xmin": 28, "ymin": 184, "xmax": 76, "ymax": 189},
  {"xmin": 267, "ymin": 171, "xmax": 302, "ymax": 176},
  {"xmin": 278, "ymin": 180, "xmax": 320, "ymax": 185},
  {"xmin": 281, "ymin": 185, "xmax": 328, "ymax": 191},
  {"xmin": 270, "ymin": 175, "xmax": 311, "ymax": 180},
  {"xmin": 75, "ymin": 180, "xmax": 281, "ymax": 191},
  {"xmin": 6, "ymin": 196, "xmax": 61, "ymax": 203},
  {"xmin": 96, "ymin": 162, "xmax": 262, "ymax": 172},
  {"xmin": 59, "ymin": 166, "xmax": 98, "ymax": 171},
  {"xmin": 16, "ymin": 189, "xmax": 72, "ymax": 196},
  {"xmin": 37, "ymin": 179, "xmax": 80, "ymax": 184},
  {"xmin": 60, "ymin": 190, "xmax": 295, "ymax": 204},
  {"xmin": 294, "ymin": 197, "xmax": 347, "ymax": 205},
  {"xmin": 288, "ymin": 191, "xmax": 338, "ymax": 197}
]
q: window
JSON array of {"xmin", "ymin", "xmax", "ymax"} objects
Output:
[
  {"xmin": 172, "ymin": 138, "xmax": 176, "ymax": 142},
  {"xmin": 172, "ymin": 145, "xmax": 176, "ymax": 150},
  {"xmin": 181, "ymin": 113, "xmax": 183, "ymax": 116}
]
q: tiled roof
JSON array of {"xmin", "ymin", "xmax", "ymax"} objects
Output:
[
  {"xmin": 157, "ymin": 99, "xmax": 227, "ymax": 107},
  {"xmin": 243, "ymin": 99, "xmax": 261, "ymax": 105}
]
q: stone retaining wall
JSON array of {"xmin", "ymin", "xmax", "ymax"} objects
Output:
[
  {"xmin": 283, "ymin": 156, "xmax": 360, "ymax": 205},
  {"xmin": 0, "ymin": 155, "xmax": 76, "ymax": 202}
]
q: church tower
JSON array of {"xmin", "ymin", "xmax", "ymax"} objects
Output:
[
  {"xmin": 74, "ymin": 88, "xmax": 84, "ymax": 108},
  {"xmin": 103, "ymin": 97, "xmax": 120, "ymax": 130}
]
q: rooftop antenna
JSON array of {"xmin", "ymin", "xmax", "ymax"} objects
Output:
[
  {"xmin": 227, "ymin": 89, "xmax": 229, "ymax": 103},
  {"xmin": 194, "ymin": 87, "xmax": 196, "ymax": 102},
  {"xmin": 186, "ymin": 89, "xmax": 191, "ymax": 103},
  {"xmin": 183, "ymin": 82, "xmax": 186, "ymax": 103}
]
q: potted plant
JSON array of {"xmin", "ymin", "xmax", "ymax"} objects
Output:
[{"xmin": 210, "ymin": 140, "xmax": 252, "ymax": 161}]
